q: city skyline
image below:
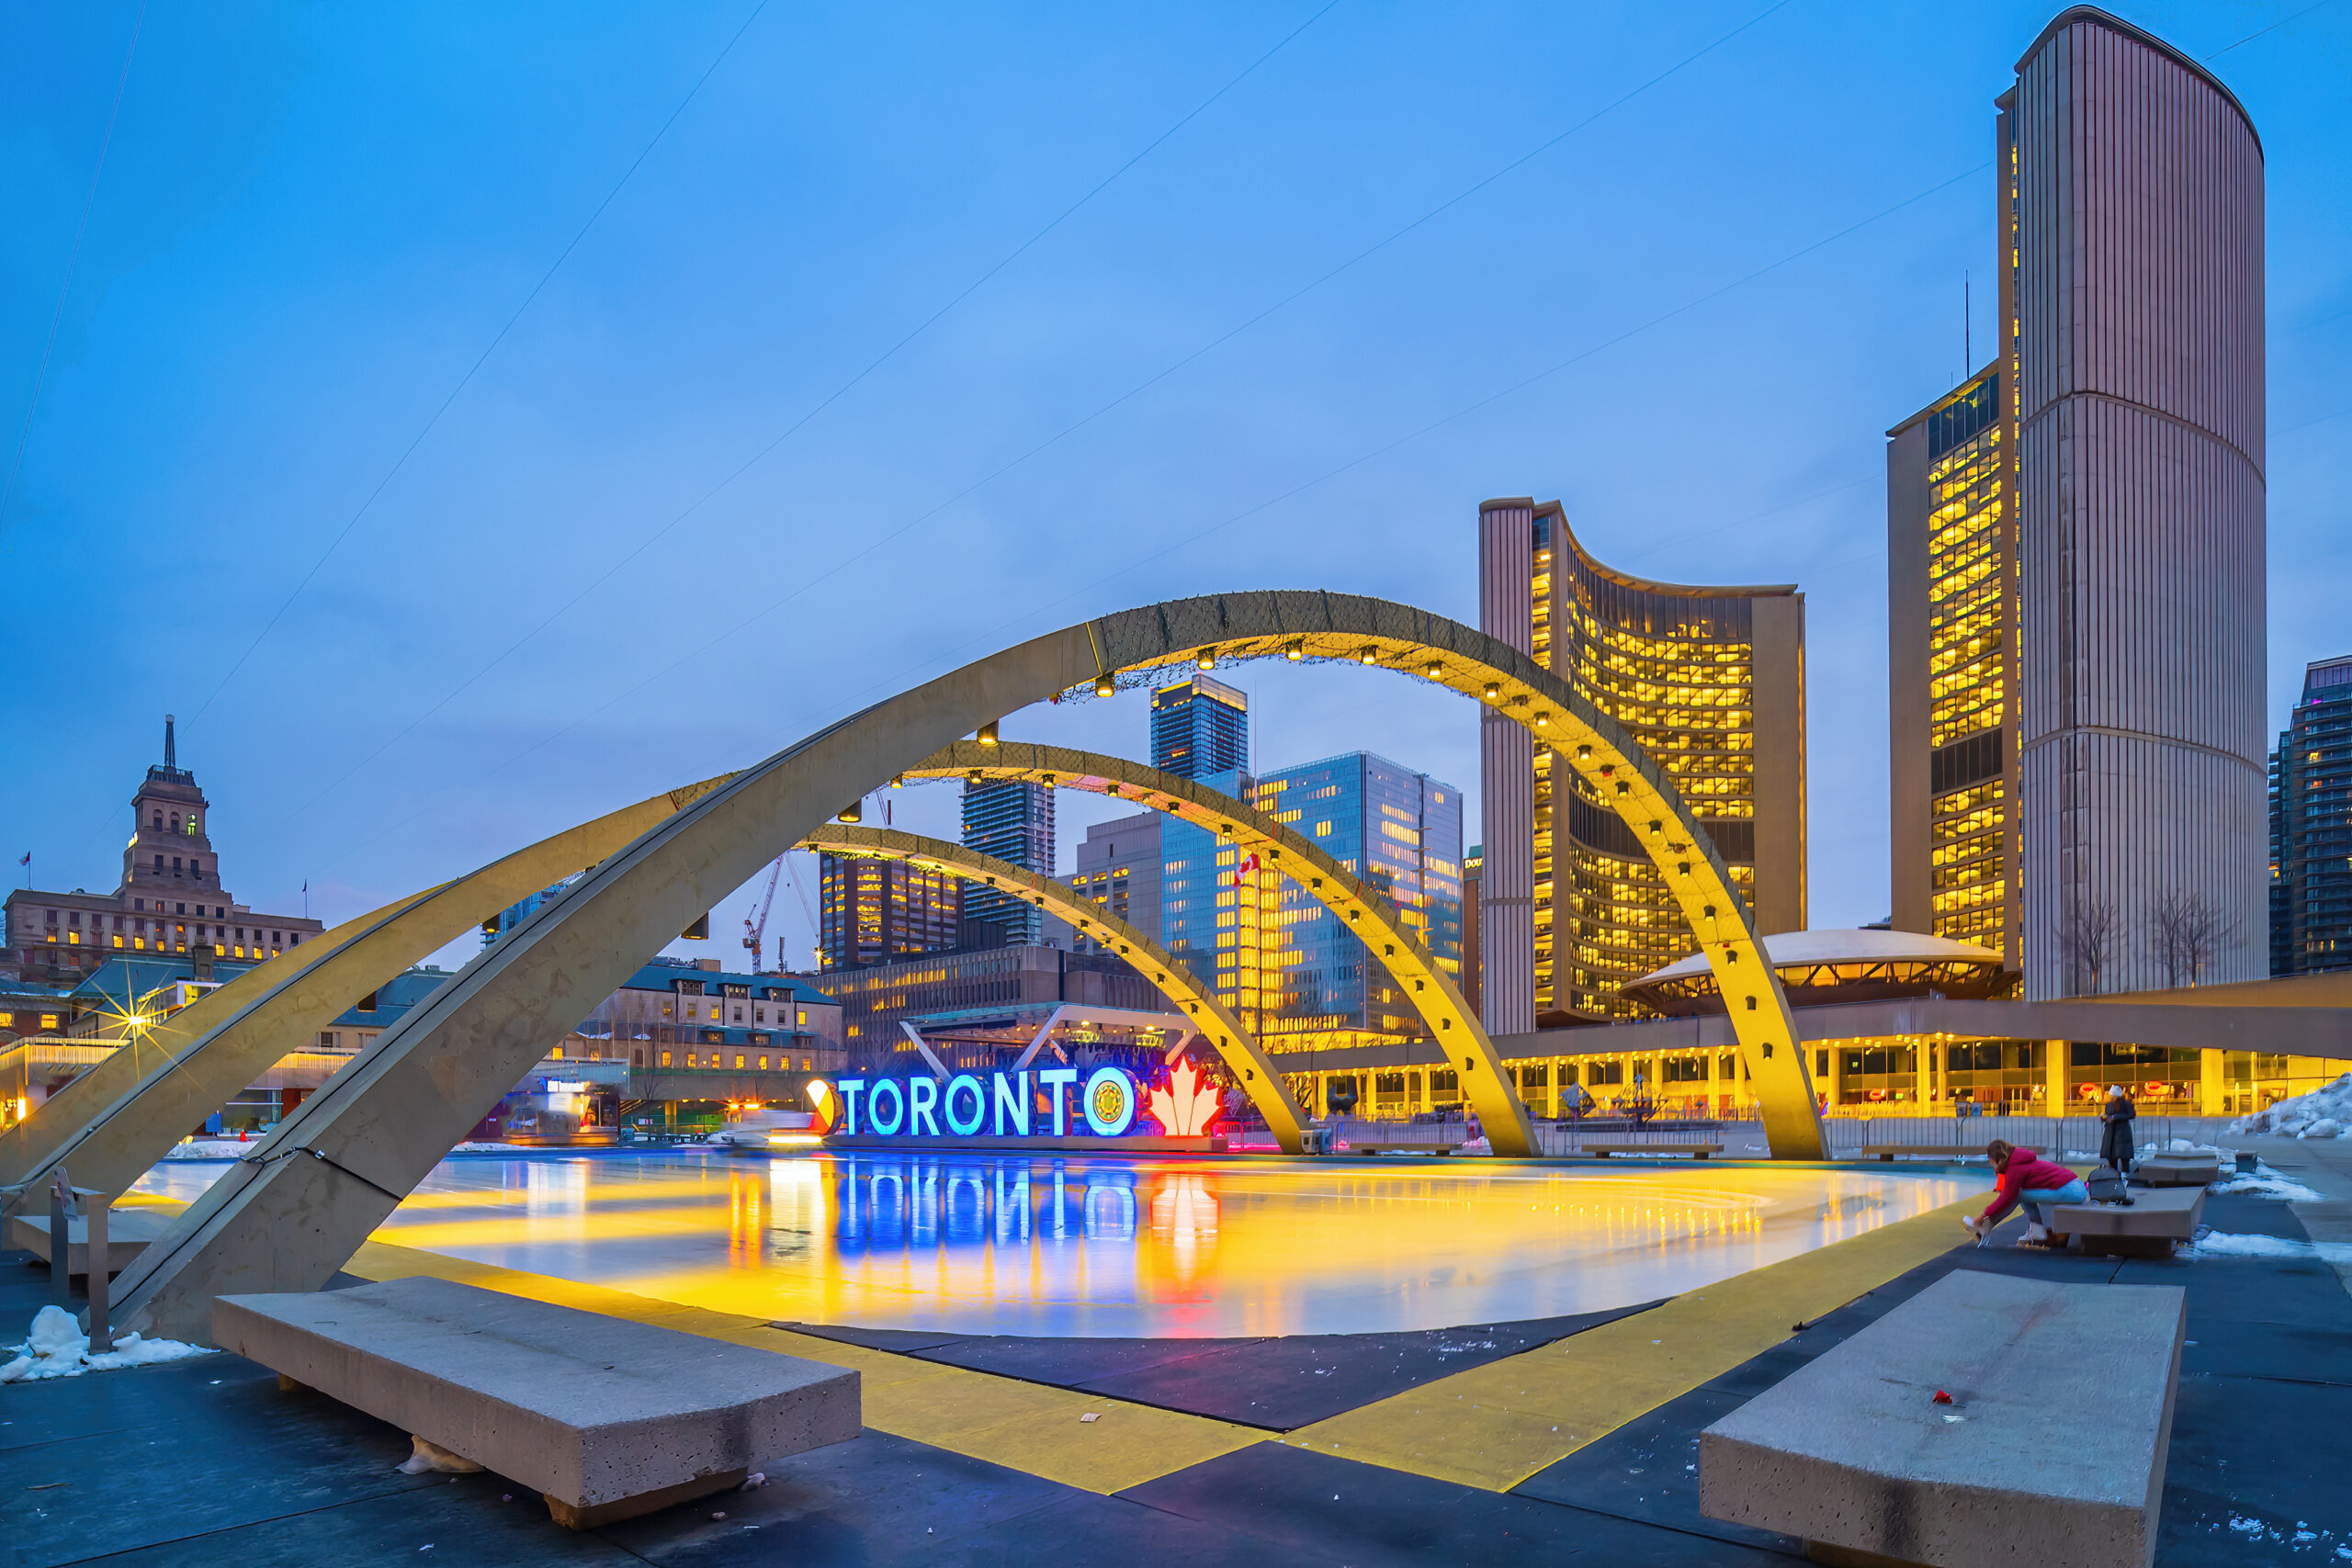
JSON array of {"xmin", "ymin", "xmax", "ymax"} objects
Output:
[{"xmin": 2, "ymin": 2, "xmax": 2345, "ymax": 975}]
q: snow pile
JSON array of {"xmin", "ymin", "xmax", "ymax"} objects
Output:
[
  {"xmin": 0, "ymin": 1306, "xmax": 214, "ymax": 1382},
  {"xmin": 164, "ymin": 1137, "xmax": 267, "ymax": 1160},
  {"xmin": 2211, "ymin": 1166, "xmax": 2325, "ymax": 1202},
  {"xmin": 2181, "ymin": 1230, "xmax": 2352, "ymax": 1263},
  {"xmin": 2227, "ymin": 1073, "xmax": 2352, "ymax": 1139}
]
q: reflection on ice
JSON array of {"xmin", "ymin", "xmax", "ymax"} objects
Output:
[{"xmin": 314, "ymin": 1152, "xmax": 1981, "ymax": 1337}]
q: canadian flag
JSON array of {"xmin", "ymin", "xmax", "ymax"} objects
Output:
[{"xmin": 1232, "ymin": 852, "xmax": 1261, "ymax": 886}]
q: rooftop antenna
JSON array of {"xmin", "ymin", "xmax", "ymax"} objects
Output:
[
  {"xmin": 164, "ymin": 713, "xmax": 175, "ymax": 768},
  {"xmin": 1963, "ymin": 271, "xmax": 1972, "ymax": 373}
]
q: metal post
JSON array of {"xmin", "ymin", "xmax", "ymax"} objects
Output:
[
  {"xmin": 80, "ymin": 1190, "xmax": 110, "ymax": 1355},
  {"xmin": 48, "ymin": 1175, "xmax": 72, "ymax": 1308}
]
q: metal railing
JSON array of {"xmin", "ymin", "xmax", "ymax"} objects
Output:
[{"xmin": 1816, "ymin": 1114, "xmax": 2238, "ymax": 1158}]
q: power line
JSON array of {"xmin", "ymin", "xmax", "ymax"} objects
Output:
[
  {"xmin": 0, "ymin": 1, "xmax": 147, "ymax": 552},
  {"xmin": 183, "ymin": 0, "xmax": 776, "ymax": 730},
  {"xmin": 857, "ymin": 159, "xmax": 1993, "ymax": 701},
  {"xmin": 265, "ymin": 1, "xmax": 1345, "ymax": 833},
  {"xmin": 308, "ymin": 155, "xmax": 1986, "ymax": 885},
  {"xmin": 2204, "ymin": 0, "xmax": 2339, "ymax": 60},
  {"xmin": 285, "ymin": 0, "xmax": 1788, "ymax": 828}
]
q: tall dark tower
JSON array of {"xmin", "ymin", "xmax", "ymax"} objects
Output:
[{"xmin": 118, "ymin": 714, "xmax": 227, "ymax": 902}]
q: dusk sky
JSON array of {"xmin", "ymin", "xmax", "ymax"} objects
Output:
[{"xmin": 4, "ymin": 1, "xmax": 2346, "ymax": 974}]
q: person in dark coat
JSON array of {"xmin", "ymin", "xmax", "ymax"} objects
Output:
[{"xmin": 2099, "ymin": 1084, "xmax": 2136, "ymax": 1173}]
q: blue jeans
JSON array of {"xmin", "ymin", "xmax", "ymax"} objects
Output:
[{"xmin": 2020, "ymin": 1180, "xmax": 2090, "ymax": 1225}]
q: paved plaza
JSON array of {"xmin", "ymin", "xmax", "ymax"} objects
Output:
[{"xmin": 7, "ymin": 1141, "xmax": 2349, "ymax": 1566}]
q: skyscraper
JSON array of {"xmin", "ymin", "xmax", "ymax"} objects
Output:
[
  {"xmin": 1248, "ymin": 752, "xmax": 1464, "ymax": 1048},
  {"xmin": 1478, "ymin": 499, "xmax": 1808, "ymax": 1031},
  {"xmin": 959, "ymin": 778, "xmax": 1054, "ymax": 946},
  {"xmin": 818, "ymin": 854, "xmax": 962, "ymax": 970},
  {"xmin": 2269, "ymin": 656, "xmax": 2352, "ymax": 977},
  {"xmin": 1150, "ymin": 676, "xmax": 1250, "ymax": 779},
  {"xmin": 1889, "ymin": 7, "xmax": 2267, "ymax": 998}
]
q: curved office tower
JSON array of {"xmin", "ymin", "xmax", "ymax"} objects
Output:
[
  {"xmin": 2009, "ymin": 9, "xmax": 2267, "ymax": 997},
  {"xmin": 1478, "ymin": 499, "xmax": 1807, "ymax": 1029}
]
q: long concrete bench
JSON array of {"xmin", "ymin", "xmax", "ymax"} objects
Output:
[
  {"xmin": 1702, "ymin": 1269, "xmax": 2185, "ymax": 1568},
  {"xmin": 1576, "ymin": 1142, "xmax": 1723, "ymax": 1159},
  {"xmin": 2134, "ymin": 1154, "xmax": 2221, "ymax": 1188},
  {"xmin": 2052, "ymin": 1185, "xmax": 2205, "ymax": 1258},
  {"xmin": 9, "ymin": 1207, "xmax": 173, "ymax": 1276},
  {"xmin": 214, "ymin": 1277, "xmax": 860, "ymax": 1528}
]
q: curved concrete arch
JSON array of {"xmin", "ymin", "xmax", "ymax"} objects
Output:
[
  {"xmin": 900, "ymin": 740, "xmax": 1535, "ymax": 1155},
  {"xmin": 0, "ymin": 775, "xmax": 734, "ymax": 1220},
  {"xmin": 116, "ymin": 591, "xmax": 1813, "ymax": 1342},
  {"xmin": 801, "ymin": 825, "xmax": 1307, "ymax": 1147},
  {"xmin": 0, "ymin": 890, "xmax": 435, "ymax": 1203}
]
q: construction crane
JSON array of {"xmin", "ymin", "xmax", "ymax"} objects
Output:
[
  {"xmin": 782, "ymin": 852, "xmax": 820, "ymax": 968},
  {"xmin": 743, "ymin": 854, "xmax": 786, "ymax": 971}
]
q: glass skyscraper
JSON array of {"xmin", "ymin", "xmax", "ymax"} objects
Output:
[
  {"xmin": 1150, "ymin": 676, "xmax": 1250, "ymax": 779},
  {"xmin": 1159, "ymin": 751, "xmax": 1463, "ymax": 1053},
  {"xmin": 2270, "ymin": 655, "xmax": 2352, "ymax": 976},
  {"xmin": 960, "ymin": 778, "xmax": 1054, "ymax": 946},
  {"xmin": 1250, "ymin": 753, "xmax": 1463, "ymax": 1048}
]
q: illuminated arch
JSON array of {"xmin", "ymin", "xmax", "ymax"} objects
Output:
[
  {"xmin": 801, "ymin": 826, "xmax": 1306, "ymax": 1146},
  {"xmin": 0, "ymin": 777, "xmax": 733, "ymax": 1218},
  {"xmin": 899, "ymin": 740, "xmax": 1533, "ymax": 1154},
  {"xmin": 117, "ymin": 591, "xmax": 1815, "ymax": 1343}
]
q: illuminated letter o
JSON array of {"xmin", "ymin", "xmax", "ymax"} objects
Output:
[
  {"xmin": 868, "ymin": 1077, "xmax": 905, "ymax": 1136},
  {"xmin": 1082, "ymin": 1067, "xmax": 1136, "ymax": 1137},
  {"xmin": 944, "ymin": 1074, "xmax": 986, "ymax": 1136}
]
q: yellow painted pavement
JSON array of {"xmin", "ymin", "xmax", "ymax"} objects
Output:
[
  {"xmin": 1280, "ymin": 1190, "xmax": 1985, "ymax": 1492},
  {"xmin": 344, "ymin": 1239, "xmax": 1262, "ymax": 1495}
]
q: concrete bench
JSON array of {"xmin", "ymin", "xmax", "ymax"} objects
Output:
[
  {"xmin": 2052, "ymin": 1185, "xmax": 2205, "ymax": 1258},
  {"xmin": 213, "ymin": 1277, "xmax": 859, "ymax": 1528},
  {"xmin": 2133, "ymin": 1154, "xmax": 2221, "ymax": 1188},
  {"xmin": 1859, "ymin": 1145, "xmax": 1979, "ymax": 1162},
  {"xmin": 1576, "ymin": 1142, "xmax": 1723, "ymax": 1159},
  {"xmin": 10, "ymin": 1207, "xmax": 173, "ymax": 1276},
  {"xmin": 1702, "ymin": 1269, "xmax": 2185, "ymax": 1568}
]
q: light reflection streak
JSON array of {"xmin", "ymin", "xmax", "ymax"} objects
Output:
[{"xmin": 141, "ymin": 1152, "xmax": 1982, "ymax": 1337}]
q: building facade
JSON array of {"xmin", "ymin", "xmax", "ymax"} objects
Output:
[
  {"xmin": 1890, "ymin": 8, "xmax": 2267, "ymax": 998},
  {"xmin": 1477, "ymin": 499, "xmax": 1808, "ymax": 1030},
  {"xmin": 1886, "ymin": 370, "xmax": 2018, "ymax": 965},
  {"xmin": 1069, "ymin": 810, "xmax": 1163, "ymax": 957},
  {"xmin": 2, "ymin": 717, "xmax": 323, "ymax": 986},
  {"xmin": 799, "ymin": 943, "xmax": 1163, "ymax": 1068},
  {"xmin": 958, "ymin": 778, "xmax": 1055, "ymax": 946},
  {"xmin": 818, "ymin": 853, "xmax": 963, "ymax": 971},
  {"xmin": 2270, "ymin": 655, "xmax": 2352, "ymax": 976},
  {"xmin": 1249, "ymin": 752, "xmax": 1464, "ymax": 1052},
  {"xmin": 1150, "ymin": 675, "xmax": 1250, "ymax": 779}
]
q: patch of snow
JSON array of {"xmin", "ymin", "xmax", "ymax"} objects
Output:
[
  {"xmin": 2210, "ymin": 1166, "xmax": 2325, "ymax": 1202},
  {"xmin": 448, "ymin": 1142, "xmax": 532, "ymax": 1153},
  {"xmin": 0, "ymin": 1306, "xmax": 215, "ymax": 1382},
  {"xmin": 2180, "ymin": 1231, "xmax": 2352, "ymax": 1263},
  {"xmin": 2228, "ymin": 1073, "xmax": 2352, "ymax": 1139}
]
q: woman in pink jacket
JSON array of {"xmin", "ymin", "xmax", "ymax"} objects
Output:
[{"xmin": 1964, "ymin": 1140, "xmax": 2087, "ymax": 1249}]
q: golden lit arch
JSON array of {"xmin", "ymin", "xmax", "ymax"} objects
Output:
[
  {"xmin": 801, "ymin": 826, "xmax": 1307, "ymax": 1148},
  {"xmin": 116, "ymin": 591, "xmax": 1815, "ymax": 1344},
  {"xmin": 899, "ymin": 740, "xmax": 1532, "ymax": 1154}
]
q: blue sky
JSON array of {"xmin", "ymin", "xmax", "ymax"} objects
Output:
[{"xmin": 4, "ymin": 1, "xmax": 2346, "ymax": 971}]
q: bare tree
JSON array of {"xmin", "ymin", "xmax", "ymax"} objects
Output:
[
  {"xmin": 2148, "ymin": 890, "xmax": 2241, "ymax": 989},
  {"xmin": 2054, "ymin": 898, "xmax": 2122, "ymax": 995}
]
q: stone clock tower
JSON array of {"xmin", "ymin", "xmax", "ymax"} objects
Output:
[{"xmin": 117, "ymin": 716, "xmax": 228, "ymax": 902}]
